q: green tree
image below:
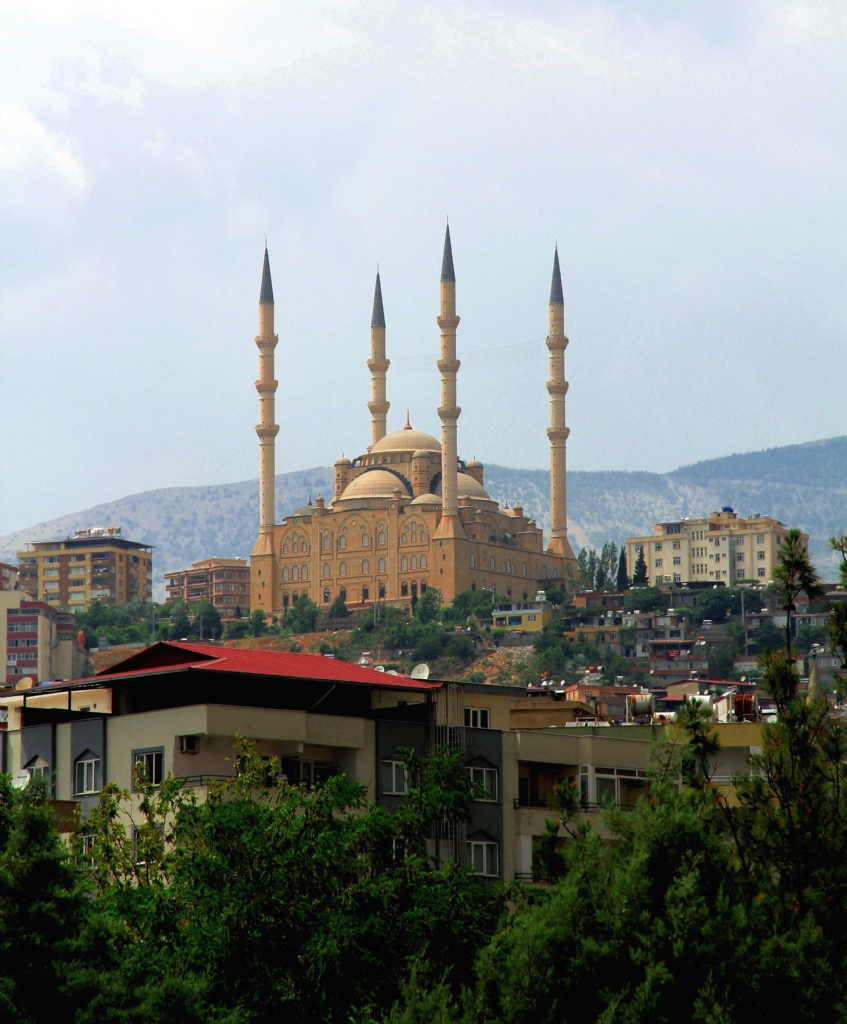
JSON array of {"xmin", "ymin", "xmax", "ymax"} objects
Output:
[
  {"xmin": 414, "ymin": 587, "xmax": 443, "ymax": 625},
  {"xmin": 615, "ymin": 547, "xmax": 630, "ymax": 591},
  {"xmin": 631, "ymin": 546, "xmax": 648, "ymax": 587},
  {"xmin": 753, "ymin": 618, "xmax": 784, "ymax": 653},
  {"xmin": 192, "ymin": 601, "xmax": 222, "ymax": 640},
  {"xmin": 622, "ymin": 586, "xmax": 666, "ymax": 614},
  {"xmin": 249, "ymin": 609, "xmax": 266, "ymax": 638},
  {"xmin": 446, "ymin": 634, "xmax": 474, "ymax": 659},
  {"xmin": 169, "ymin": 601, "xmax": 191, "ymax": 641},
  {"xmin": 223, "ymin": 620, "xmax": 251, "ymax": 640},
  {"xmin": 773, "ymin": 527, "xmax": 825, "ymax": 655},
  {"xmin": 327, "ymin": 594, "xmax": 349, "ymax": 619},
  {"xmin": 282, "ymin": 595, "xmax": 319, "ymax": 634}
]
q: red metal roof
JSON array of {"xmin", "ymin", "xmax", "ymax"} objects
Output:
[{"xmin": 82, "ymin": 640, "xmax": 441, "ymax": 691}]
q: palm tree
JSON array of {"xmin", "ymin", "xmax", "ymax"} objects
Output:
[{"xmin": 773, "ymin": 528, "xmax": 825, "ymax": 655}]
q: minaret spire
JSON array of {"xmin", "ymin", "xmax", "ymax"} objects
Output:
[
  {"xmin": 252, "ymin": 245, "xmax": 280, "ymax": 561},
  {"xmin": 435, "ymin": 222, "xmax": 465, "ymax": 540},
  {"xmin": 546, "ymin": 245, "xmax": 575, "ymax": 560},
  {"xmin": 367, "ymin": 268, "xmax": 390, "ymax": 447}
]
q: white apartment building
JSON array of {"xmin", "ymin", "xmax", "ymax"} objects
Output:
[{"xmin": 626, "ymin": 508, "xmax": 803, "ymax": 587}]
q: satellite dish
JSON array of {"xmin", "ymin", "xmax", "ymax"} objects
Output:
[
  {"xmin": 374, "ymin": 665, "xmax": 386, "ymax": 672},
  {"xmin": 15, "ymin": 677, "xmax": 33, "ymax": 690},
  {"xmin": 411, "ymin": 663, "xmax": 430, "ymax": 680},
  {"xmin": 11, "ymin": 771, "xmax": 30, "ymax": 790},
  {"xmin": 386, "ymin": 670, "xmax": 398, "ymax": 676}
]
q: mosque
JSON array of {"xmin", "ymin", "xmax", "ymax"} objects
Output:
[{"xmin": 249, "ymin": 226, "xmax": 577, "ymax": 617}]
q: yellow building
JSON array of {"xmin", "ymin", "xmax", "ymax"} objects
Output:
[
  {"xmin": 250, "ymin": 229, "xmax": 578, "ymax": 616},
  {"xmin": 625, "ymin": 509, "xmax": 804, "ymax": 588},
  {"xmin": 17, "ymin": 528, "xmax": 153, "ymax": 611}
]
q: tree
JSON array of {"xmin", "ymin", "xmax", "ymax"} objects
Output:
[
  {"xmin": 248, "ymin": 609, "xmax": 266, "ymax": 638},
  {"xmin": 615, "ymin": 547, "xmax": 630, "ymax": 591},
  {"xmin": 283, "ymin": 595, "xmax": 319, "ymax": 634},
  {"xmin": 446, "ymin": 634, "xmax": 474, "ymax": 659},
  {"xmin": 192, "ymin": 601, "xmax": 222, "ymax": 640},
  {"xmin": 753, "ymin": 618, "xmax": 784, "ymax": 653},
  {"xmin": 773, "ymin": 528, "xmax": 825, "ymax": 654},
  {"xmin": 328, "ymin": 594, "xmax": 349, "ymax": 619},
  {"xmin": 169, "ymin": 601, "xmax": 191, "ymax": 641},
  {"xmin": 631, "ymin": 546, "xmax": 648, "ymax": 587},
  {"xmin": 414, "ymin": 587, "xmax": 442, "ymax": 625},
  {"xmin": 622, "ymin": 586, "xmax": 666, "ymax": 614}
]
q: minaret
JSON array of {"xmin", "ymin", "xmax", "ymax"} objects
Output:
[
  {"xmin": 367, "ymin": 269, "xmax": 389, "ymax": 448},
  {"xmin": 252, "ymin": 246, "xmax": 279, "ymax": 557},
  {"xmin": 546, "ymin": 247, "xmax": 575, "ymax": 559},
  {"xmin": 435, "ymin": 224, "xmax": 465, "ymax": 539}
]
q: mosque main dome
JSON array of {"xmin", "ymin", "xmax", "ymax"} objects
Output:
[
  {"xmin": 337, "ymin": 468, "xmax": 413, "ymax": 504},
  {"xmin": 370, "ymin": 427, "xmax": 440, "ymax": 455}
]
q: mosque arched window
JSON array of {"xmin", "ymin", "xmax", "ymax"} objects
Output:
[
  {"xmin": 552, "ymin": 568, "xmax": 558, "ymax": 578},
  {"xmin": 362, "ymin": 585, "xmax": 370, "ymax": 601},
  {"xmin": 301, "ymin": 565, "xmax": 308, "ymax": 579},
  {"xmin": 420, "ymin": 531, "xmax": 426, "ymax": 542},
  {"xmin": 410, "ymin": 555, "xmax": 418, "ymax": 570},
  {"xmin": 283, "ymin": 543, "xmax": 289, "ymax": 554},
  {"xmin": 323, "ymin": 563, "xmax": 331, "ymax": 578},
  {"xmin": 291, "ymin": 566, "xmax": 299, "ymax": 581},
  {"xmin": 420, "ymin": 555, "xmax": 427, "ymax": 569},
  {"xmin": 411, "ymin": 583, "xmax": 418, "ymax": 598},
  {"xmin": 470, "ymin": 553, "xmax": 475, "ymax": 568},
  {"xmin": 541, "ymin": 566, "xmax": 547, "ymax": 579},
  {"xmin": 338, "ymin": 535, "xmax": 347, "ymax": 550},
  {"xmin": 378, "ymin": 558, "xmax": 386, "ymax": 573},
  {"xmin": 323, "ymin": 537, "xmax": 331, "ymax": 551},
  {"xmin": 340, "ymin": 587, "xmax": 347, "ymax": 602},
  {"xmin": 292, "ymin": 541, "xmax": 298, "ymax": 553},
  {"xmin": 378, "ymin": 530, "xmax": 386, "ymax": 546},
  {"xmin": 283, "ymin": 594, "xmax": 289, "ymax": 610},
  {"xmin": 502, "ymin": 562, "xmax": 506, "ymax": 574},
  {"xmin": 362, "ymin": 559, "xmax": 369, "ymax": 575},
  {"xmin": 339, "ymin": 562, "xmax": 347, "ymax": 576},
  {"xmin": 522, "ymin": 563, "xmax": 527, "ymax": 577},
  {"xmin": 411, "ymin": 529, "xmax": 417, "ymax": 543},
  {"xmin": 378, "ymin": 584, "xmax": 386, "ymax": 598},
  {"xmin": 282, "ymin": 566, "xmax": 289, "ymax": 581},
  {"xmin": 362, "ymin": 534, "xmax": 369, "ymax": 547},
  {"xmin": 471, "ymin": 582, "xmax": 476, "ymax": 591},
  {"xmin": 401, "ymin": 556, "xmax": 408, "ymax": 571},
  {"xmin": 401, "ymin": 582, "xmax": 408, "ymax": 597},
  {"xmin": 490, "ymin": 557, "xmax": 495, "ymax": 571},
  {"xmin": 420, "ymin": 582, "xmax": 427, "ymax": 594},
  {"xmin": 323, "ymin": 589, "xmax": 331, "ymax": 603}
]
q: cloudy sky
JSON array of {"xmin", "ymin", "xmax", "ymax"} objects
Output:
[{"xmin": 1, "ymin": 0, "xmax": 846, "ymax": 536}]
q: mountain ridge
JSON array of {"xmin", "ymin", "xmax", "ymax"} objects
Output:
[{"xmin": 3, "ymin": 436, "xmax": 846, "ymax": 598}]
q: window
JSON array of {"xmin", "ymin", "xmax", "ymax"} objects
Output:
[
  {"xmin": 757, "ymin": 550, "xmax": 765, "ymax": 561},
  {"xmin": 736, "ymin": 553, "xmax": 744, "ymax": 563},
  {"xmin": 382, "ymin": 760, "xmax": 406, "ymax": 795},
  {"xmin": 401, "ymin": 582, "xmax": 408, "ymax": 596},
  {"xmin": 470, "ymin": 553, "xmax": 476, "ymax": 568},
  {"xmin": 301, "ymin": 565, "xmax": 308, "ymax": 580},
  {"xmin": 378, "ymin": 557, "xmax": 386, "ymax": 573},
  {"xmin": 411, "ymin": 555, "xmax": 418, "ymax": 570},
  {"xmin": 654, "ymin": 559, "xmax": 662, "ymax": 568},
  {"xmin": 323, "ymin": 536, "xmax": 330, "ymax": 551},
  {"xmin": 401, "ymin": 555, "xmax": 408, "ymax": 571},
  {"xmin": 362, "ymin": 534, "xmax": 369, "ymax": 547},
  {"xmin": 490, "ymin": 557, "xmax": 495, "ymax": 571},
  {"xmin": 24, "ymin": 757, "xmax": 49, "ymax": 783},
  {"xmin": 467, "ymin": 841, "xmax": 499, "ymax": 876},
  {"xmin": 291, "ymin": 566, "xmax": 299, "ymax": 581},
  {"xmin": 654, "ymin": 543, "xmax": 662, "ymax": 551},
  {"xmin": 673, "ymin": 557, "xmax": 681, "ymax": 565},
  {"xmin": 133, "ymin": 748, "xmax": 164, "ymax": 788},
  {"xmin": 282, "ymin": 566, "xmax": 290, "ymax": 581},
  {"xmin": 468, "ymin": 766, "xmax": 498, "ymax": 801},
  {"xmin": 323, "ymin": 589, "xmax": 331, "ymax": 602},
  {"xmin": 378, "ymin": 530, "xmax": 386, "ymax": 546},
  {"xmin": 338, "ymin": 535, "xmax": 347, "ymax": 550},
  {"xmin": 362, "ymin": 559, "xmax": 369, "ymax": 575},
  {"xmin": 420, "ymin": 555, "xmax": 427, "ymax": 569},
  {"xmin": 43, "ymin": 568, "xmax": 59, "ymax": 577},
  {"xmin": 758, "ymin": 568, "xmax": 766, "ymax": 578},
  {"xmin": 74, "ymin": 755, "xmax": 100, "ymax": 795},
  {"xmin": 522, "ymin": 562, "xmax": 527, "ymax": 576},
  {"xmin": 464, "ymin": 707, "xmax": 489, "ymax": 729},
  {"xmin": 672, "ymin": 540, "xmax": 681, "ymax": 550},
  {"xmin": 362, "ymin": 585, "xmax": 369, "ymax": 601},
  {"xmin": 737, "ymin": 570, "xmax": 745, "ymax": 579},
  {"xmin": 757, "ymin": 534, "xmax": 765, "ymax": 544},
  {"xmin": 323, "ymin": 563, "xmax": 331, "ymax": 578}
]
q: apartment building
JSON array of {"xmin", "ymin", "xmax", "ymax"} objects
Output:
[
  {"xmin": 17, "ymin": 528, "xmax": 153, "ymax": 611},
  {"xmin": 0, "ymin": 640, "xmax": 768, "ymax": 880},
  {"xmin": 0, "ymin": 562, "xmax": 19, "ymax": 591},
  {"xmin": 626, "ymin": 509, "xmax": 802, "ymax": 587},
  {"xmin": 0, "ymin": 592, "xmax": 90, "ymax": 686},
  {"xmin": 164, "ymin": 558, "xmax": 249, "ymax": 616}
]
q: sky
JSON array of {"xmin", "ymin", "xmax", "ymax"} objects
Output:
[{"xmin": 1, "ymin": 0, "xmax": 846, "ymax": 537}]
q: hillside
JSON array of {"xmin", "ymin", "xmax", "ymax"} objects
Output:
[{"xmin": 3, "ymin": 436, "xmax": 846, "ymax": 598}]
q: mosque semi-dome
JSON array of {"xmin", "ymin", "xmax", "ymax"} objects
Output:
[
  {"xmin": 370, "ymin": 428, "xmax": 440, "ymax": 455},
  {"xmin": 436, "ymin": 471, "xmax": 491, "ymax": 502},
  {"xmin": 339, "ymin": 469, "xmax": 413, "ymax": 502},
  {"xmin": 409, "ymin": 492, "xmax": 441, "ymax": 506}
]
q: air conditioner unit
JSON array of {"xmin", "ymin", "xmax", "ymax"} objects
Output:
[{"xmin": 179, "ymin": 735, "xmax": 199, "ymax": 754}]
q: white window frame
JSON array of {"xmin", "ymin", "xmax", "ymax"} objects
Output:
[
  {"xmin": 464, "ymin": 707, "xmax": 490, "ymax": 729},
  {"xmin": 467, "ymin": 840, "xmax": 499, "ymax": 877},
  {"xmin": 382, "ymin": 759, "xmax": 407, "ymax": 796},
  {"xmin": 132, "ymin": 747, "xmax": 164, "ymax": 789},
  {"xmin": 468, "ymin": 766, "xmax": 498, "ymax": 802},
  {"xmin": 75, "ymin": 757, "xmax": 100, "ymax": 795}
]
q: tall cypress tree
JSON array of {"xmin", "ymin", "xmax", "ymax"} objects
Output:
[
  {"xmin": 616, "ymin": 548, "xmax": 630, "ymax": 591},
  {"xmin": 632, "ymin": 547, "xmax": 648, "ymax": 587}
]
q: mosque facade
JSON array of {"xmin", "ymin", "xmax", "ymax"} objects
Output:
[{"xmin": 250, "ymin": 227, "xmax": 577, "ymax": 617}]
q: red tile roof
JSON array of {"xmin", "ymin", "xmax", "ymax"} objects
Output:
[{"xmin": 79, "ymin": 640, "xmax": 441, "ymax": 691}]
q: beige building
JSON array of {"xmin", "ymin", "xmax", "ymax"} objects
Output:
[
  {"xmin": 17, "ymin": 528, "xmax": 153, "ymax": 611},
  {"xmin": 250, "ymin": 230, "xmax": 578, "ymax": 618},
  {"xmin": 164, "ymin": 558, "xmax": 249, "ymax": 615},
  {"xmin": 625, "ymin": 509, "xmax": 803, "ymax": 587}
]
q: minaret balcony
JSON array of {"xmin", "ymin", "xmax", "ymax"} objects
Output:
[{"xmin": 546, "ymin": 381, "xmax": 569, "ymax": 395}]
